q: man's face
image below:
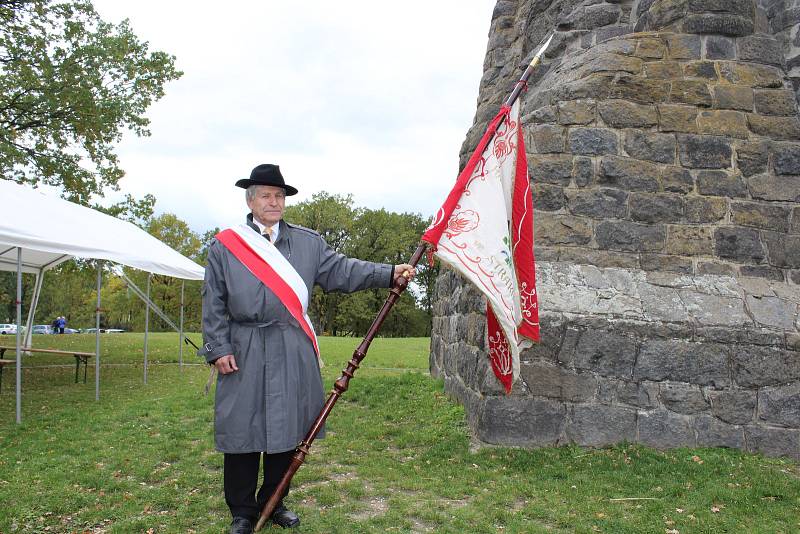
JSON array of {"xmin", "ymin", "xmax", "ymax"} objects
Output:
[{"xmin": 247, "ymin": 185, "xmax": 286, "ymax": 226}]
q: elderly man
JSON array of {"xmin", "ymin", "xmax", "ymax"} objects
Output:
[{"xmin": 201, "ymin": 164, "xmax": 414, "ymax": 533}]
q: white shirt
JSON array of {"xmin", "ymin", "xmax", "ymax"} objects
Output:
[{"xmin": 251, "ymin": 217, "xmax": 280, "ymax": 242}]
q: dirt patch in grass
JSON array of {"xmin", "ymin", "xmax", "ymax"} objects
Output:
[{"xmin": 348, "ymin": 496, "xmax": 389, "ymax": 520}]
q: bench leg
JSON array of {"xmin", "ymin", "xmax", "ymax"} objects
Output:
[
  {"xmin": 74, "ymin": 356, "xmax": 79, "ymax": 383},
  {"xmin": 0, "ymin": 365, "xmax": 3, "ymax": 394},
  {"xmin": 83, "ymin": 357, "xmax": 88, "ymax": 384}
]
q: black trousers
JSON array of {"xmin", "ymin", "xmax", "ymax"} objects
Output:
[{"xmin": 224, "ymin": 451, "xmax": 294, "ymax": 520}]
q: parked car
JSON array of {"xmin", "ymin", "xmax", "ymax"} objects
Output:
[
  {"xmin": 105, "ymin": 329, "xmax": 125, "ymax": 333},
  {"xmin": 63, "ymin": 328, "xmax": 79, "ymax": 334},
  {"xmin": 31, "ymin": 325, "xmax": 52, "ymax": 334},
  {"xmin": 0, "ymin": 324, "xmax": 17, "ymax": 335}
]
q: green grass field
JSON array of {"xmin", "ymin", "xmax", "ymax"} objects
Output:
[{"xmin": 0, "ymin": 333, "xmax": 798, "ymax": 533}]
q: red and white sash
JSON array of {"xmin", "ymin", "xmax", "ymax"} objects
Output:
[{"xmin": 216, "ymin": 224, "xmax": 320, "ymax": 358}]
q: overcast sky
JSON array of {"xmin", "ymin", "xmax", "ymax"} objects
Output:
[{"xmin": 91, "ymin": 1, "xmax": 496, "ymax": 233}]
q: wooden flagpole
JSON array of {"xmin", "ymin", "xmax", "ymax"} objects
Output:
[{"xmin": 255, "ymin": 31, "xmax": 555, "ymax": 531}]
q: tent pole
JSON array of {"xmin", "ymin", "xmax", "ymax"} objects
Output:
[
  {"xmin": 144, "ymin": 273, "xmax": 151, "ymax": 385},
  {"xmin": 95, "ymin": 262, "xmax": 102, "ymax": 401},
  {"xmin": 23, "ymin": 269, "xmax": 44, "ymax": 350},
  {"xmin": 15, "ymin": 247, "xmax": 22, "ymax": 424},
  {"xmin": 179, "ymin": 280, "xmax": 185, "ymax": 371}
]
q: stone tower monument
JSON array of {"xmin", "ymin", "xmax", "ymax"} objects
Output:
[{"xmin": 430, "ymin": 0, "xmax": 800, "ymax": 458}]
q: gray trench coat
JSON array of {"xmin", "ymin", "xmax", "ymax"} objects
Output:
[{"xmin": 200, "ymin": 216, "xmax": 393, "ymax": 453}]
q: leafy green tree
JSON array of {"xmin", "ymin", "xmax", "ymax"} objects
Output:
[{"xmin": 0, "ymin": 0, "xmax": 182, "ymax": 203}]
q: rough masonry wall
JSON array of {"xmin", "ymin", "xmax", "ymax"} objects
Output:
[{"xmin": 430, "ymin": 0, "xmax": 800, "ymax": 458}]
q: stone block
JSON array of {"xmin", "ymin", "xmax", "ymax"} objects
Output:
[
  {"xmin": 696, "ymin": 169, "xmax": 747, "ymax": 197},
  {"xmin": 737, "ymin": 36, "xmax": 784, "ymax": 68},
  {"xmin": 715, "ymin": 227, "xmax": 766, "ymax": 263},
  {"xmin": 712, "ymin": 85, "xmax": 754, "ymax": 111},
  {"xmin": 666, "ymin": 34, "xmax": 702, "ymax": 59},
  {"xmin": 595, "ymin": 220, "xmax": 666, "ymax": 252},
  {"xmin": 744, "ymin": 425, "xmax": 800, "ymax": 459},
  {"xmin": 679, "ymin": 290, "xmax": 751, "ymax": 326},
  {"xmin": 774, "ymin": 144, "xmax": 800, "ymax": 175},
  {"xmin": 636, "ymin": 339, "xmax": 730, "ymax": 387},
  {"xmin": 732, "ymin": 346, "xmax": 800, "ymax": 387},
  {"xmin": 529, "ymin": 154, "xmax": 573, "ymax": 185},
  {"xmin": 740, "ymin": 265, "xmax": 784, "ymax": 281},
  {"xmin": 697, "ymin": 260, "xmax": 737, "ymax": 276},
  {"xmin": 748, "ymin": 174, "xmax": 800, "ymax": 202},
  {"xmin": 746, "ymin": 294, "xmax": 798, "ymax": 330},
  {"xmin": 687, "ymin": 0, "xmax": 753, "ymax": 17},
  {"xmin": 684, "ymin": 14, "xmax": 754, "ymax": 37},
  {"xmin": 614, "ymin": 379, "xmax": 661, "ymax": 409},
  {"xmin": 583, "ymin": 54, "xmax": 643, "ymax": 76},
  {"xmin": 629, "ymin": 193, "xmax": 685, "ymax": 224},
  {"xmin": 644, "ymin": 62, "xmax": 684, "ymax": 81},
  {"xmin": 660, "ymin": 382, "xmax": 710, "ymax": 414},
  {"xmin": 678, "ymin": 134, "xmax": 732, "ymax": 169},
  {"xmin": 658, "ymin": 104, "xmax": 699, "ymax": 133},
  {"xmin": 476, "ymin": 396, "xmax": 566, "ymax": 446},
  {"xmin": 666, "ymin": 225, "xmax": 714, "ymax": 255},
  {"xmin": 719, "ymin": 62, "xmax": 784, "ymax": 88},
  {"xmin": 529, "ymin": 105, "xmax": 557, "ymax": 124},
  {"xmin": 573, "ymin": 156, "xmax": 593, "ymax": 187},
  {"xmin": 696, "ymin": 110, "xmax": 749, "ymax": 138},
  {"xmin": 533, "ymin": 184, "xmax": 565, "ymax": 212},
  {"xmin": 641, "ymin": 253, "xmax": 694, "ymax": 273},
  {"xmin": 555, "ymin": 74, "xmax": 615, "ymax": 101},
  {"xmin": 599, "ymin": 156, "xmax": 661, "ymax": 191},
  {"xmin": 736, "ymin": 141, "xmax": 769, "ymax": 177},
  {"xmin": 754, "ymin": 90, "xmax": 798, "ymax": 117},
  {"xmin": 558, "ymin": 100, "xmax": 596, "ymax": 125},
  {"xmin": 695, "ymin": 415, "xmax": 745, "ymax": 449},
  {"xmin": 709, "ymin": 389, "xmax": 756, "ymax": 424},
  {"xmin": 599, "ymin": 100, "xmax": 659, "ymax": 128},
  {"xmin": 746, "ymin": 115, "xmax": 800, "ymax": 141},
  {"xmin": 568, "ymin": 127, "xmax": 619, "ymax": 155},
  {"xmin": 763, "ymin": 233, "xmax": 800, "ymax": 269},
  {"xmin": 638, "ymin": 410, "xmax": 696, "ymax": 449},
  {"xmin": 683, "ymin": 60, "xmax": 718, "ymax": 80},
  {"xmin": 731, "ymin": 201, "xmax": 791, "ymax": 232},
  {"xmin": 535, "ymin": 213, "xmax": 593, "ymax": 245},
  {"xmin": 705, "ymin": 36, "xmax": 735, "ymax": 59},
  {"xmin": 519, "ymin": 362, "xmax": 597, "ymax": 402},
  {"xmin": 573, "ymin": 330, "xmax": 638, "ymax": 378},
  {"xmin": 566, "ymin": 188, "xmax": 628, "ymax": 218},
  {"xmin": 566, "ymin": 404, "xmax": 637, "ymax": 446},
  {"xmin": 610, "ymin": 76, "xmax": 670, "ymax": 103},
  {"xmin": 635, "ymin": 38, "xmax": 666, "ymax": 59},
  {"xmin": 557, "ymin": 247, "xmax": 641, "ymax": 269},
  {"xmin": 770, "ymin": 7, "xmax": 800, "ymax": 33},
  {"xmin": 528, "ymin": 124, "xmax": 566, "ymax": 153},
  {"xmin": 624, "ymin": 130, "xmax": 677, "ymax": 163},
  {"xmin": 793, "ymin": 208, "xmax": 800, "ymax": 235},
  {"xmin": 662, "ymin": 166, "xmax": 694, "ymax": 193},
  {"xmin": 670, "ymin": 79, "xmax": 713, "ymax": 106}
]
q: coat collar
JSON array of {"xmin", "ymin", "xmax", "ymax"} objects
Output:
[{"xmin": 246, "ymin": 213, "xmax": 288, "ymax": 245}]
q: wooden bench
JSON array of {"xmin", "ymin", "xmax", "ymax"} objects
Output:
[{"xmin": 0, "ymin": 346, "xmax": 94, "ymax": 392}]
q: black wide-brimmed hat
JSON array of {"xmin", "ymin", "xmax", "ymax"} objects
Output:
[{"xmin": 235, "ymin": 163, "xmax": 298, "ymax": 195}]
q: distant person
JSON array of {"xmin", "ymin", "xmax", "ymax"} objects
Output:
[
  {"xmin": 200, "ymin": 163, "xmax": 414, "ymax": 533},
  {"xmin": 57, "ymin": 316, "xmax": 66, "ymax": 334}
]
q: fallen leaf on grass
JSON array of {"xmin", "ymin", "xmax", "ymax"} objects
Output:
[
  {"xmin": 711, "ymin": 504, "xmax": 725, "ymax": 513},
  {"xmin": 691, "ymin": 456, "xmax": 703, "ymax": 464}
]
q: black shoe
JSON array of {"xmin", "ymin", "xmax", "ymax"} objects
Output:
[
  {"xmin": 271, "ymin": 505, "xmax": 300, "ymax": 528},
  {"xmin": 229, "ymin": 516, "xmax": 254, "ymax": 534}
]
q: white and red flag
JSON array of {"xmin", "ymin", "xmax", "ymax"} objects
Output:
[{"xmin": 422, "ymin": 100, "xmax": 539, "ymax": 393}]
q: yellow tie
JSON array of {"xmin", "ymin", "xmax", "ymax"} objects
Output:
[{"xmin": 263, "ymin": 227, "xmax": 272, "ymax": 241}]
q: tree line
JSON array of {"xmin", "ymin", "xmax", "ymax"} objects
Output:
[{"xmin": 0, "ymin": 192, "xmax": 437, "ymax": 338}]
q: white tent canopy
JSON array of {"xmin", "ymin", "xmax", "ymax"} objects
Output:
[
  {"xmin": 0, "ymin": 180, "xmax": 204, "ymax": 279},
  {"xmin": 0, "ymin": 180, "xmax": 205, "ymax": 423}
]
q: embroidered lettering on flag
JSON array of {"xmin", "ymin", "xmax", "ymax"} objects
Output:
[
  {"xmin": 216, "ymin": 224, "xmax": 320, "ymax": 358},
  {"xmin": 422, "ymin": 100, "xmax": 539, "ymax": 393}
]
